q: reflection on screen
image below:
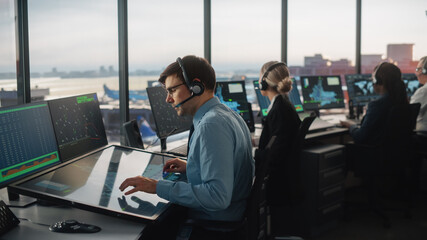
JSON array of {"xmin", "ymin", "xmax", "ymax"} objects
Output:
[
  {"xmin": 13, "ymin": 146, "xmax": 174, "ymax": 221},
  {"xmin": 215, "ymin": 81, "xmax": 255, "ymax": 132},
  {"xmin": 0, "ymin": 102, "xmax": 60, "ymax": 188},
  {"xmin": 345, "ymin": 74, "xmax": 380, "ymax": 106},
  {"xmin": 146, "ymin": 87, "xmax": 192, "ymax": 139},
  {"xmin": 402, "ymin": 73, "xmax": 421, "ymax": 97},
  {"xmin": 301, "ymin": 75, "xmax": 345, "ymax": 110},
  {"xmin": 48, "ymin": 93, "xmax": 108, "ymax": 161}
]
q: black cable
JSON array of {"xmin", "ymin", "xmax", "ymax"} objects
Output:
[{"xmin": 18, "ymin": 217, "xmax": 51, "ymax": 227}]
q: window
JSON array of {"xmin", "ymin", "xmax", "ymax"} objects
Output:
[
  {"xmin": 212, "ymin": 0, "xmax": 281, "ymax": 109},
  {"xmin": 0, "ymin": 0, "xmax": 17, "ymax": 107},
  {"xmin": 288, "ymin": 0, "xmax": 355, "ymax": 77},
  {"xmin": 361, "ymin": 0, "xmax": 427, "ymax": 74},
  {"xmin": 128, "ymin": 0, "xmax": 203, "ymax": 144},
  {"xmin": 28, "ymin": 0, "xmax": 119, "ymax": 142}
]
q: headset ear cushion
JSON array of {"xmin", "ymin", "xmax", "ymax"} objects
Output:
[
  {"xmin": 260, "ymin": 79, "xmax": 269, "ymax": 91},
  {"xmin": 191, "ymin": 79, "xmax": 204, "ymax": 96}
]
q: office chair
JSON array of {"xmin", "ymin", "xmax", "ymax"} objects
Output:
[
  {"xmin": 344, "ymin": 103, "xmax": 420, "ymax": 228},
  {"xmin": 269, "ymin": 114, "xmax": 316, "ymax": 239}
]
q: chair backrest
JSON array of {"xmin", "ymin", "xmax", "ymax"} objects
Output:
[
  {"xmin": 381, "ymin": 103, "xmax": 420, "ymax": 173},
  {"xmin": 246, "ymin": 136, "xmax": 276, "ymax": 240},
  {"xmin": 122, "ymin": 119, "xmax": 144, "ymax": 149}
]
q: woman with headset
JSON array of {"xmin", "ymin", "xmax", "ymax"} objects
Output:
[
  {"xmin": 254, "ymin": 61, "xmax": 301, "ymax": 206},
  {"xmin": 340, "ymin": 62, "xmax": 408, "ymax": 144}
]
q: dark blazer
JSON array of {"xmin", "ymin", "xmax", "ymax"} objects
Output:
[
  {"xmin": 350, "ymin": 94, "xmax": 393, "ymax": 145},
  {"xmin": 255, "ymin": 94, "xmax": 301, "ymax": 206}
]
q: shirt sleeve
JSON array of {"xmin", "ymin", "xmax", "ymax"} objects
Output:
[
  {"xmin": 156, "ymin": 122, "xmax": 235, "ymax": 211},
  {"xmin": 349, "ymin": 100, "xmax": 383, "ymax": 143}
]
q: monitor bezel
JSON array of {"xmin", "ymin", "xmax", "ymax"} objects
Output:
[
  {"xmin": 300, "ymin": 75, "xmax": 346, "ymax": 110},
  {"xmin": 0, "ymin": 101, "xmax": 61, "ymax": 189},
  {"xmin": 47, "ymin": 93, "xmax": 108, "ymax": 162}
]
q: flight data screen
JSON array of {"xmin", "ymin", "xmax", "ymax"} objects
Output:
[
  {"xmin": 48, "ymin": 93, "xmax": 108, "ymax": 161},
  {"xmin": 0, "ymin": 102, "xmax": 60, "ymax": 188},
  {"xmin": 301, "ymin": 75, "xmax": 345, "ymax": 110}
]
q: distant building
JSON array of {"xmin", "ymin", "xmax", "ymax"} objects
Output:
[{"xmin": 387, "ymin": 43, "xmax": 413, "ymax": 64}]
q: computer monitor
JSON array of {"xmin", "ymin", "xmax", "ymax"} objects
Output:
[
  {"xmin": 345, "ymin": 74, "xmax": 380, "ymax": 106},
  {"xmin": 402, "ymin": 73, "xmax": 421, "ymax": 98},
  {"xmin": 215, "ymin": 81, "xmax": 255, "ymax": 132},
  {"xmin": 48, "ymin": 93, "xmax": 108, "ymax": 161},
  {"xmin": 146, "ymin": 86, "xmax": 193, "ymax": 148},
  {"xmin": 0, "ymin": 102, "xmax": 61, "ymax": 189},
  {"xmin": 300, "ymin": 75, "xmax": 345, "ymax": 110},
  {"xmin": 253, "ymin": 79, "xmax": 304, "ymax": 116},
  {"xmin": 9, "ymin": 145, "xmax": 174, "ymax": 222}
]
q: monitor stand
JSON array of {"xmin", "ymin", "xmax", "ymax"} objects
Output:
[
  {"xmin": 160, "ymin": 138, "xmax": 167, "ymax": 153},
  {"xmin": 0, "ymin": 187, "xmax": 37, "ymax": 207}
]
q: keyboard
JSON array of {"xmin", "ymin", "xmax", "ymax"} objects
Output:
[
  {"xmin": 0, "ymin": 200, "xmax": 20, "ymax": 236},
  {"xmin": 166, "ymin": 143, "xmax": 188, "ymax": 157}
]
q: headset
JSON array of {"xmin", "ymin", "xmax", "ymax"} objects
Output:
[
  {"xmin": 260, "ymin": 62, "xmax": 287, "ymax": 91},
  {"xmin": 174, "ymin": 57, "xmax": 205, "ymax": 108},
  {"xmin": 372, "ymin": 62, "xmax": 387, "ymax": 85}
]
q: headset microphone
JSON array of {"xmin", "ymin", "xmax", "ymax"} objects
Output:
[{"xmin": 174, "ymin": 94, "xmax": 195, "ymax": 108}]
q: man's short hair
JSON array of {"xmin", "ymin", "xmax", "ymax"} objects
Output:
[{"xmin": 159, "ymin": 55, "xmax": 216, "ymax": 91}]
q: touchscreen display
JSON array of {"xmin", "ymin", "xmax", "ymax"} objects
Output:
[{"xmin": 12, "ymin": 146, "xmax": 175, "ymax": 221}]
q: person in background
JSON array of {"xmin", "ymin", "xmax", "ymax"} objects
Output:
[
  {"xmin": 411, "ymin": 56, "xmax": 427, "ymax": 133},
  {"xmin": 340, "ymin": 62, "xmax": 408, "ymax": 144},
  {"xmin": 254, "ymin": 61, "xmax": 301, "ymax": 206},
  {"xmin": 120, "ymin": 55, "xmax": 254, "ymax": 240}
]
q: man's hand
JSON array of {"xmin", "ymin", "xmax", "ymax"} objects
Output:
[
  {"xmin": 119, "ymin": 176, "xmax": 158, "ymax": 195},
  {"xmin": 163, "ymin": 158, "xmax": 187, "ymax": 174}
]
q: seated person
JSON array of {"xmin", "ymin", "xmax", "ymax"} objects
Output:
[
  {"xmin": 254, "ymin": 61, "xmax": 301, "ymax": 206},
  {"xmin": 120, "ymin": 55, "xmax": 254, "ymax": 240},
  {"xmin": 411, "ymin": 56, "xmax": 427, "ymax": 134},
  {"xmin": 340, "ymin": 62, "xmax": 408, "ymax": 144}
]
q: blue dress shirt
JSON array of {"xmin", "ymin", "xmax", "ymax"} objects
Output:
[{"xmin": 156, "ymin": 97, "xmax": 254, "ymax": 221}]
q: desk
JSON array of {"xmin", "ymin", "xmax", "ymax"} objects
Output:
[
  {"xmin": 306, "ymin": 127, "xmax": 350, "ymax": 144},
  {"xmin": 1, "ymin": 188, "xmax": 145, "ymax": 240}
]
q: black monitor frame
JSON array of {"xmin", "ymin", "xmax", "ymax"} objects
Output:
[
  {"xmin": 345, "ymin": 74, "xmax": 380, "ymax": 106},
  {"xmin": 0, "ymin": 102, "xmax": 61, "ymax": 190},
  {"xmin": 48, "ymin": 93, "xmax": 108, "ymax": 162},
  {"xmin": 300, "ymin": 75, "xmax": 345, "ymax": 111}
]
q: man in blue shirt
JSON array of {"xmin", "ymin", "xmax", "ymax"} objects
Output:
[{"xmin": 120, "ymin": 55, "xmax": 254, "ymax": 239}]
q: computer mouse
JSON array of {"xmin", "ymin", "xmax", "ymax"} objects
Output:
[{"xmin": 49, "ymin": 219, "xmax": 101, "ymax": 233}]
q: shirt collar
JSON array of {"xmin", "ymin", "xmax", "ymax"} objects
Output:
[
  {"xmin": 267, "ymin": 94, "xmax": 280, "ymax": 114},
  {"xmin": 193, "ymin": 97, "xmax": 220, "ymax": 127}
]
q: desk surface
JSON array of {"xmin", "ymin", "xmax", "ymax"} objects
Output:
[{"xmin": 1, "ymin": 188, "xmax": 145, "ymax": 240}]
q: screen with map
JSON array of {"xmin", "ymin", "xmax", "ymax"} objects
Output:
[
  {"xmin": 10, "ymin": 146, "xmax": 173, "ymax": 222},
  {"xmin": 215, "ymin": 81, "xmax": 255, "ymax": 132},
  {"xmin": 402, "ymin": 73, "xmax": 421, "ymax": 97},
  {"xmin": 345, "ymin": 74, "xmax": 380, "ymax": 106},
  {"xmin": 300, "ymin": 75, "xmax": 345, "ymax": 110}
]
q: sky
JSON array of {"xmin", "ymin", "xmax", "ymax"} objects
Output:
[{"xmin": 0, "ymin": 0, "xmax": 426, "ymax": 73}]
